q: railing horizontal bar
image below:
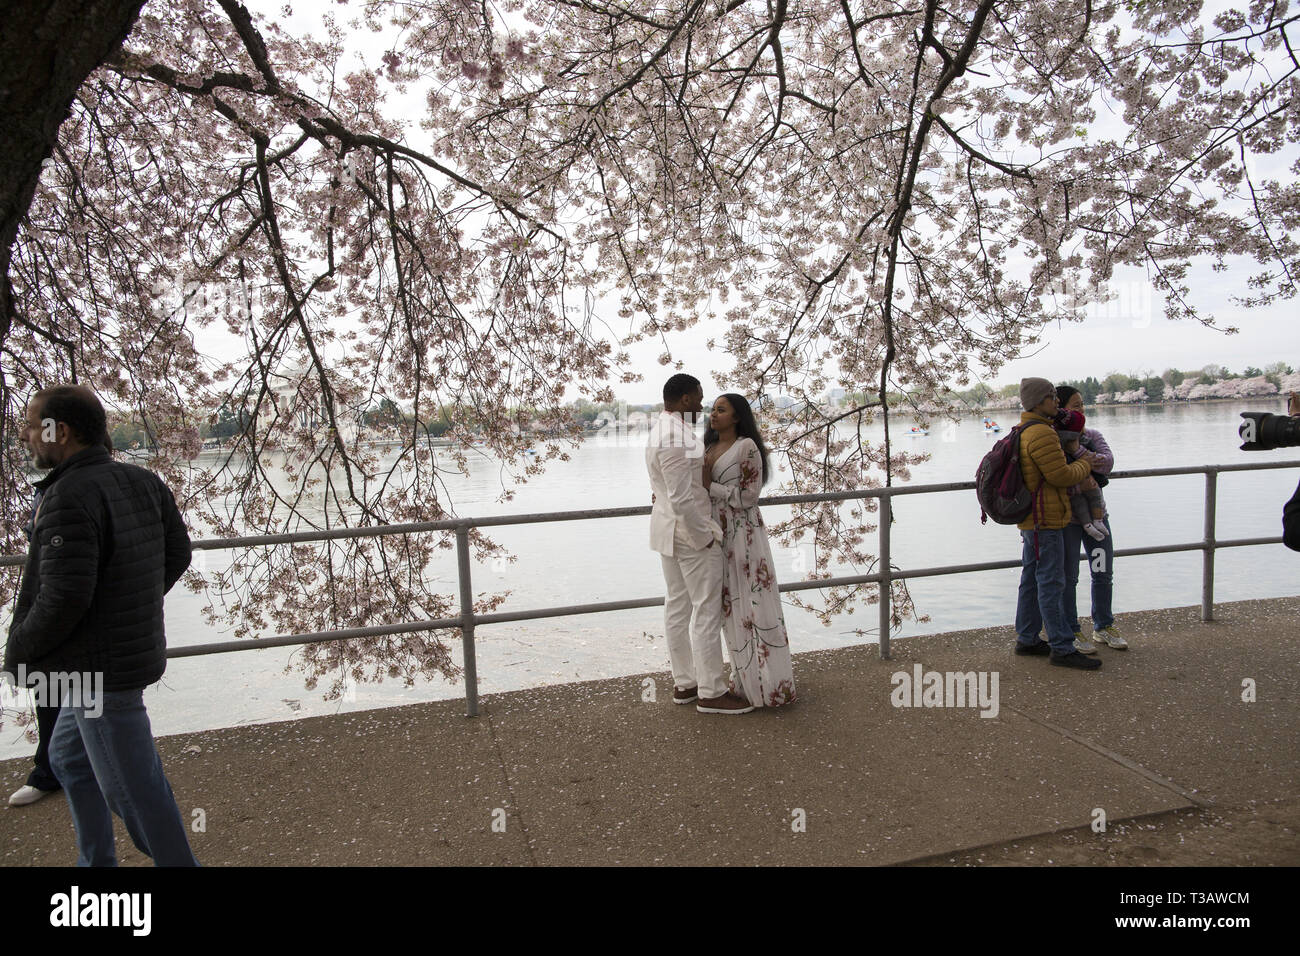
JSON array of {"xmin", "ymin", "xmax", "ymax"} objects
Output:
[
  {"xmin": 185, "ymin": 507, "xmax": 654, "ymax": 551},
  {"xmin": 1113, "ymin": 541, "xmax": 1208, "ymax": 558},
  {"xmin": 1113, "ymin": 461, "xmax": 1299, "ymax": 478},
  {"xmin": 779, "ymin": 574, "xmax": 882, "ymax": 591},
  {"xmin": 189, "ymin": 521, "xmax": 466, "ymax": 550},
  {"xmin": 1084, "ymin": 537, "xmax": 1280, "ymax": 557},
  {"xmin": 1104, "ymin": 538, "xmax": 1282, "ymax": 557},
  {"xmin": 759, "ymin": 482, "xmax": 971, "ymax": 505},
  {"xmin": 894, "ymin": 558, "xmax": 1023, "ymax": 579},
  {"xmin": 755, "ymin": 490, "xmax": 879, "ymax": 506},
  {"xmin": 1216, "ymin": 535, "xmax": 1287, "ymax": 549},
  {"xmin": 863, "ymin": 481, "xmax": 974, "ymax": 498},
  {"xmin": 458, "ymin": 506, "xmax": 652, "ymax": 528},
  {"xmin": 167, "ymin": 617, "xmax": 464, "ymax": 658},
  {"xmin": 475, "ymin": 596, "xmax": 665, "ymax": 625}
]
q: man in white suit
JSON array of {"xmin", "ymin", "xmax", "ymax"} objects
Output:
[{"xmin": 646, "ymin": 374, "xmax": 754, "ymax": 715}]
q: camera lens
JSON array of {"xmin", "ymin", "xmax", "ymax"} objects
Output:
[{"xmin": 1240, "ymin": 411, "xmax": 1300, "ymax": 451}]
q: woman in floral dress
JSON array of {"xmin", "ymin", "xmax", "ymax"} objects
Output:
[{"xmin": 702, "ymin": 394, "xmax": 796, "ymax": 708}]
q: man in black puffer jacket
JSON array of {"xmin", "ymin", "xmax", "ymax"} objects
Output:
[{"xmin": 3, "ymin": 384, "xmax": 198, "ymax": 866}]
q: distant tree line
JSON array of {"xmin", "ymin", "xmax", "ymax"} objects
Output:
[
  {"xmin": 1053, "ymin": 362, "xmax": 1294, "ymax": 405},
  {"xmin": 838, "ymin": 362, "xmax": 1296, "ymax": 412},
  {"xmin": 105, "ymin": 365, "xmax": 1297, "ymax": 454},
  {"xmin": 359, "ymin": 398, "xmax": 455, "ymax": 438}
]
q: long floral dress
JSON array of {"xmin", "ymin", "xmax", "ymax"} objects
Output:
[{"xmin": 708, "ymin": 437, "xmax": 796, "ymax": 707}]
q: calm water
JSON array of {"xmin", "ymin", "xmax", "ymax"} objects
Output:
[{"xmin": 3, "ymin": 400, "xmax": 1297, "ymax": 755}]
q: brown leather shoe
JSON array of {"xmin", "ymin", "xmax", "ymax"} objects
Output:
[
  {"xmin": 673, "ymin": 686, "xmax": 698, "ymax": 705},
  {"xmin": 696, "ymin": 691, "xmax": 755, "ymax": 715}
]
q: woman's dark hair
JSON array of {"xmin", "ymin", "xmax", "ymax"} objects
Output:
[
  {"xmin": 704, "ymin": 392, "xmax": 770, "ymax": 485},
  {"xmin": 1056, "ymin": 384, "xmax": 1081, "ymax": 407},
  {"xmin": 34, "ymin": 385, "xmax": 109, "ymax": 448}
]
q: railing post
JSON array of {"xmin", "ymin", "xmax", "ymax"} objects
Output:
[
  {"xmin": 879, "ymin": 489, "xmax": 892, "ymax": 660},
  {"xmin": 456, "ymin": 523, "xmax": 480, "ymax": 716},
  {"xmin": 1202, "ymin": 469, "xmax": 1217, "ymax": 623}
]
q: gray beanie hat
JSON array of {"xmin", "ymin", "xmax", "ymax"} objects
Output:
[{"xmin": 1020, "ymin": 377, "xmax": 1056, "ymax": 411}]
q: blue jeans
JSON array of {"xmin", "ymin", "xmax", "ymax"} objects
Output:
[
  {"xmin": 1063, "ymin": 522, "xmax": 1115, "ymax": 631},
  {"xmin": 1015, "ymin": 527, "xmax": 1074, "ymax": 654},
  {"xmin": 49, "ymin": 688, "xmax": 199, "ymax": 867}
]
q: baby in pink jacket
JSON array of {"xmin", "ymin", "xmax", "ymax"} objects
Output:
[{"xmin": 1055, "ymin": 409, "xmax": 1109, "ymax": 540}]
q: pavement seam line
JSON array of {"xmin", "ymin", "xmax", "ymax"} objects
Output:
[
  {"xmin": 1004, "ymin": 704, "xmax": 1214, "ymax": 809},
  {"xmin": 484, "ymin": 708, "xmax": 540, "ymax": 866},
  {"xmin": 889, "ymin": 805, "xmax": 1213, "ymax": 867}
]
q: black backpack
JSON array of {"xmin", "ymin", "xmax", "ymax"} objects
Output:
[{"xmin": 976, "ymin": 424, "xmax": 1043, "ymax": 525}]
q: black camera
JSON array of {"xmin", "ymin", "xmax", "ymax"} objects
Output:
[{"xmin": 1239, "ymin": 412, "xmax": 1300, "ymax": 451}]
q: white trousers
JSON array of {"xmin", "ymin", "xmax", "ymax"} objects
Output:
[{"xmin": 660, "ymin": 540, "xmax": 727, "ymax": 699}]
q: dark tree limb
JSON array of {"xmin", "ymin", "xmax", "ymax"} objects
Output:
[{"xmin": 0, "ymin": 0, "xmax": 147, "ymax": 345}]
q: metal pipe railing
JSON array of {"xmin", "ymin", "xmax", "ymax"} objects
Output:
[
  {"xmin": 4, "ymin": 459, "xmax": 1297, "ymax": 714},
  {"xmin": 1204, "ymin": 470, "xmax": 1218, "ymax": 622},
  {"xmin": 879, "ymin": 491, "xmax": 893, "ymax": 659},
  {"xmin": 455, "ymin": 524, "xmax": 481, "ymax": 718}
]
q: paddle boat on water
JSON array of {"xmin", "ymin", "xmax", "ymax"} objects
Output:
[
  {"xmin": 905, "ymin": 426, "xmax": 929, "ymax": 436},
  {"xmin": 982, "ymin": 417, "xmax": 1001, "ymax": 434}
]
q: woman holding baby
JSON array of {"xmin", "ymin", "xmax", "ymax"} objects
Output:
[{"xmin": 1054, "ymin": 385, "xmax": 1126, "ymax": 654}]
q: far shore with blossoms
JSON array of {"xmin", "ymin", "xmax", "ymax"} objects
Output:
[
  {"xmin": 972, "ymin": 371, "xmax": 1300, "ymax": 412},
  {"xmin": 98, "ymin": 364, "xmax": 1298, "ymax": 455}
]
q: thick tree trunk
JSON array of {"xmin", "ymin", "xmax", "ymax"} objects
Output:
[{"xmin": 0, "ymin": 0, "xmax": 147, "ymax": 341}]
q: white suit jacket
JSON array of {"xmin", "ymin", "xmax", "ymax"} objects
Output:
[{"xmin": 646, "ymin": 411, "xmax": 719, "ymax": 555}]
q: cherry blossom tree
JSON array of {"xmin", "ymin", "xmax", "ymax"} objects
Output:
[
  {"xmin": 439, "ymin": 0, "xmax": 1297, "ymax": 623},
  {"xmin": 2, "ymin": 0, "xmax": 623, "ymax": 696},
  {"xmin": 2, "ymin": 0, "xmax": 1297, "ymax": 681}
]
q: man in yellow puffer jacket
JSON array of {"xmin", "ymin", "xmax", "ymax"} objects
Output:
[{"xmin": 1013, "ymin": 378, "xmax": 1101, "ymax": 670}]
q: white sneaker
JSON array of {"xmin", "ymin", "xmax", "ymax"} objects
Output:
[
  {"xmin": 1095, "ymin": 625, "xmax": 1128, "ymax": 649},
  {"xmin": 1073, "ymin": 637, "xmax": 1098, "ymax": 655},
  {"xmin": 8, "ymin": 785, "xmax": 57, "ymax": 807}
]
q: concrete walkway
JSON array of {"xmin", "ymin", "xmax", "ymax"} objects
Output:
[{"xmin": 3, "ymin": 596, "xmax": 1298, "ymax": 866}]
